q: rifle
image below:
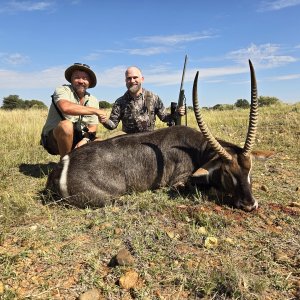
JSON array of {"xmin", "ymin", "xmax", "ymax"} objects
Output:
[{"xmin": 175, "ymin": 55, "xmax": 188, "ymax": 126}]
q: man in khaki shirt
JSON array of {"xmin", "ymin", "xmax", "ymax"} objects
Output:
[{"xmin": 41, "ymin": 63, "xmax": 106, "ymax": 158}]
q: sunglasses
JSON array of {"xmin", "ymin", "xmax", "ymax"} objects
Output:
[{"xmin": 73, "ymin": 63, "xmax": 90, "ymax": 69}]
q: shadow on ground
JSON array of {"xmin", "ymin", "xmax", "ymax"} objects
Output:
[
  {"xmin": 19, "ymin": 162, "xmax": 57, "ymax": 178},
  {"xmin": 167, "ymin": 183, "xmax": 236, "ymax": 209}
]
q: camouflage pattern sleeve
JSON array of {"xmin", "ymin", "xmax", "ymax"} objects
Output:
[
  {"xmin": 155, "ymin": 95, "xmax": 174, "ymax": 123},
  {"xmin": 102, "ymin": 100, "xmax": 122, "ymax": 130}
]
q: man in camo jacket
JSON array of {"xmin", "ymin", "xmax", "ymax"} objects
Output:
[{"xmin": 100, "ymin": 66, "xmax": 185, "ymax": 133}]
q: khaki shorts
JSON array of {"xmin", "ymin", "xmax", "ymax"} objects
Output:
[{"xmin": 41, "ymin": 124, "xmax": 83, "ymax": 155}]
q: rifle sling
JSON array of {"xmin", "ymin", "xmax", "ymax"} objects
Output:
[{"xmin": 51, "ymin": 95, "xmax": 65, "ymax": 120}]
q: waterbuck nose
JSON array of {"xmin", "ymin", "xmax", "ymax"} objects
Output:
[{"xmin": 240, "ymin": 198, "xmax": 258, "ymax": 212}]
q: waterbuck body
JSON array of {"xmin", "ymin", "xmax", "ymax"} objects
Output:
[
  {"xmin": 46, "ymin": 60, "xmax": 269, "ymax": 211},
  {"xmin": 46, "ymin": 126, "xmax": 256, "ymax": 210}
]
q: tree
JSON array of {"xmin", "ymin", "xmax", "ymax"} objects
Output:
[
  {"xmin": 258, "ymin": 96, "xmax": 281, "ymax": 107},
  {"xmin": 99, "ymin": 100, "xmax": 112, "ymax": 109},
  {"xmin": 235, "ymin": 99, "xmax": 250, "ymax": 109},
  {"xmin": 212, "ymin": 104, "xmax": 234, "ymax": 111},
  {"xmin": 24, "ymin": 99, "xmax": 48, "ymax": 109},
  {"xmin": 1, "ymin": 95, "xmax": 47, "ymax": 110},
  {"xmin": 1, "ymin": 95, "xmax": 24, "ymax": 110}
]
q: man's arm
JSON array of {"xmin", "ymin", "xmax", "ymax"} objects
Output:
[
  {"xmin": 57, "ymin": 99, "xmax": 106, "ymax": 120},
  {"xmin": 156, "ymin": 96, "xmax": 185, "ymax": 123},
  {"xmin": 99, "ymin": 101, "xmax": 122, "ymax": 130}
]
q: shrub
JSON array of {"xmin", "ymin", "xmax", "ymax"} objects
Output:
[
  {"xmin": 99, "ymin": 100, "xmax": 112, "ymax": 109},
  {"xmin": 235, "ymin": 99, "xmax": 250, "ymax": 109},
  {"xmin": 258, "ymin": 96, "xmax": 281, "ymax": 107}
]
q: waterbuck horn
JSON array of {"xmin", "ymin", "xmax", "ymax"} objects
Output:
[
  {"xmin": 192, "ymin": 71, "xmax": 232, "ymax": 161},
  {"xmin": 242, "ymin": 60, "xmax": 258, "ymax": 156}
]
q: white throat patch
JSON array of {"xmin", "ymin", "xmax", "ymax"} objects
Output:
[{"xmin": 59, "ymin": 155, "xmax": 70, "ymax": 198}]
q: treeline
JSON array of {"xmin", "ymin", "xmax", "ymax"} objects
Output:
[
  {"xmin": 1, "ymin": 94, "xmax": 281, "ymax": 111},
  {"xmin": 209, "ymin": 96, "xmax": 282, "ymax": 111},
  {"xmin": 0, "ymin": 95, "xmax": 113, "ymax": 110},
  {"xmin": 1, "ymin": 95, "xmax": 47, "ymax": 110}
]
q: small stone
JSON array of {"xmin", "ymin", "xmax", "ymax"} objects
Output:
[
  {"xmin": 0, "ymin": 281, "xmax": 4, "ymax": 295},
  {"xmin": 166, "ymin": 230, "xmax": 180, "ymax": 240},
  {"xmin": 224, "ymin": 237, "xmax": 235, "ymax": 245},
  {"xmin": 260, "ymin": 185, "xmax": 268, "ymax": 192},
  {"xmin": 116, "ymin": 248, "xmax": 135, "ymax": 266},
  {"xmin": 119, "ymin": 270, "xmax": 139, "ymax": 289},
  {"xmin": 197, "ymin": 227, "xmax": 207, "ymax": 235},
  {"xmin": 78, "ymin": 288, "xmax": 102, "ymax": 300},
  {"xmin": 274, "ymin": 251, "xmax": 289, "ymax": 263},
  {"xmin": 204, "ymin": 236, "xmax": 218, "ymax": 249},
  {"xmin": 30, "ymin": 225, "xmax": 38, "ymax": 231},
  {"xmin": 114, "ymin": 228, "xmax": 122, "ymax": 235},
  {"xmin": 289, "ymin": 201, "xmax": 300, "ymax": 208}
]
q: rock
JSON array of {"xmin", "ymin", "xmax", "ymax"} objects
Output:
[
  {"xmin": 274, "ymin": 251, "xmax": 289, "ymax": 263},
  {"xmin": 114, "ymin": 228, "xmax": 122, "ymax": 235},
  {"xmin": 116, "ymin": 248, "xmax": 135, "ymax": 266},
  {"xmin": 0, "ymin": 281, "xmax": 4, "ymax": 295},
  {"xmin": 30, "ymin": 224, "xmax": 38, "ymax": 231},
  {"xmin": 289, "ymin": 201, "xmax": 300, "ymax": 208},
  {"xmin": 119, "ymin": 270, "xmax": 139, "ymax": 289},
  {"xmin": 166, "ymin": 230, "xmax": 180, "ymax": 240},
  {"xmin": 224, "ymin": 237, "xmax": 235, "ymax": 245},
  {"xmin": 78, "ymin": 288, "xmax": 102, "ymax": 300},
  {"xmin": 197, "ymin": 227, "xmax": 207, "ymax": 235},
  {"xmin": 260, "ymin": 185, "xmax": 268, "ymax": 192},
  {"xmin": 204, "ymin": 236, "xmax": 218, "ymax": 249}
]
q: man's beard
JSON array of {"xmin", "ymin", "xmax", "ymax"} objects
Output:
[
  {"xmin": 128, "ymin": 83, "xmax": 141, "ymax": 94},
  {"xmin": 74, "ymin": 85, "xmax": 87, "ymax": 96}
]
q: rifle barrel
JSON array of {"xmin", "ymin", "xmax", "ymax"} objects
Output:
[
  {"xmin": 179, "ymin": 55, "xmax": 188, "ymax": 92},
  {"xmin": 176, "ymin": 55, "xmax": 188, "ymax": 126}
]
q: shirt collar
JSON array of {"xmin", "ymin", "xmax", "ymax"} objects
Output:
[{"xmin": 126, "ymin": 88, "xmax": 144, "ymax": 101}]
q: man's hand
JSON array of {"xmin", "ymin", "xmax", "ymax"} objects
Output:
[
  {"xmin": 177, "ymin": 106, "xmax": 185, "ymax": 116},
  {"xmin": 97, "ymin": 112, "xmax": 107, "ymax": 124},
  {"xmin": 74, "ymin": 138, "xmax": 90, "ymax": 149}
]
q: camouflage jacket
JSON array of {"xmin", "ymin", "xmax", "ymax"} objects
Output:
[{"xmin": 103, "ymin": 89, "xmax": 176, "ymax": 133}]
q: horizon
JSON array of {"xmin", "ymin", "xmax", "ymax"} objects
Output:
[{"xmin": 1, "ymin": 0, "xmax": 300, "ymax": 108}]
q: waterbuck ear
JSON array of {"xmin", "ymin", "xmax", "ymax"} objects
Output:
[
  {"xmin": 192, "ymin": 168, "xmax": 209, "ymax": 177},
  {"xmin": 251, "ymin": 150, "xmax": 275, "ymax": 161},
  {"xmin": 192, "ymin": 157, "xmax": 222, "ymax": 178}
]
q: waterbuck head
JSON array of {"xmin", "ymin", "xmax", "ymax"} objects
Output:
[{"xmin": 192, "ymin": 60, "xmax": 259, "ymax": 211}]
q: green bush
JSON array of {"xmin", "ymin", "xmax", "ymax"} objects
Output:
[
  {"xmin": 99, "ymin": 100, "xmax": 112, "ymax": 109},
  {"xmin": 258, "ymin": 96, "xmax": 281, "ymax": 107},
  {"xmin": 1, "ymin": 95, "xmax": 47, "ymax": 110},
  {"xmin": 235, "ymin": 99, "xmax": 250, "ymax": 109}
]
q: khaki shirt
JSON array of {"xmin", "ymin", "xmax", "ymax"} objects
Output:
[{"xmin": 42, "ymin": 85, "xmax": 99, "ymax": 135}]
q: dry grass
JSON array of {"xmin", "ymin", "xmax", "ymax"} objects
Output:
[{"xmin": 0, "ymin": 104, "xmax": 299, "ymax": 299}]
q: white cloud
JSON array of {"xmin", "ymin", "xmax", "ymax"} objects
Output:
[
  {"xmin": 86, "ymin": 32, "xmax": 215, "ymax": 58},
  {"xmin": 0, "ymin": 53, "xmax": 30, "ymax": 65},
  {"xmin": 84, "ymin": 52, "xmax": 102, "ymax": 61},
  {"xmin": 97, "ymin": 65, "xmax": 126, "ymax": 87},
  {"xmin": 142, "ymin": 65, "xmax": 247, "ymax": 86},
  {"xmin": 0, "ymin": 66, "xmax": 64, "ymax": 89},
  {"xmin": 227, "ymin": 43, "xmax": 297, "ymax": 68},
  {"xmin": 258, "ymin": 0, "xmax": 300, "ymax": 11},
  {"xmin": 134, "ymin": 32, "xmax": 215, "ymax": 45},
  {"xmin": 270, "ymin": 73, "xmax": 300, "ymax": 80},
  {"xmin": 1, "ymin": 42, "xmax": 298, "ymax": 92},
  {"xmin": 85, "ymin": 47, "xmax": 171, "ymax": 58},
  {"xmin": 0, "ymin": 1, "xmax": 53, "ymax": 13},
  {"xmin": 127, "ymin": 47, "xmax": 171, "ymax": 56}
]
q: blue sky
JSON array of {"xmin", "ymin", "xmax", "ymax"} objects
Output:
[{"xmin": 0, "ymin": 0, "xmax": 300, "ymax": 108}]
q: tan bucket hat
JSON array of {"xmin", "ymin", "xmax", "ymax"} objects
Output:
[{"xmin": 65, "ymin": 63, "xmax": 97, "ymax": 88}]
